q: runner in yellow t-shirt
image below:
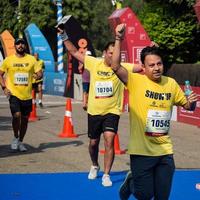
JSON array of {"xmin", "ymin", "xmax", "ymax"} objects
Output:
[
  {"xmin": 32, "ymin": 53, "xmax": 45, "ymax": 108},
  {"xmin": 111, "ymin": 24, "xmax": 198, "ymax": 200},
  {"xmin": 57, "ymin": 25, "xmax": 142, "ymax": 187},
  {"xmin": 0, "ymin": 38, "xmax": 42, "ymax": 152}
]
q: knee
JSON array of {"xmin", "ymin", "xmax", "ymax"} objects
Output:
[
  {"xmin": 89, "ymin": 140, "xmax": 99, "ymax": 148},
  {"xmin": 13, "ymin": 112, "xmax": 21, "ymax": 118}
]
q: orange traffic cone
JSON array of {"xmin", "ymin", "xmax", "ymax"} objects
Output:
[
  {"xmin": 58, "ymin": 98, "xmax": 78, "ymax": 138},
  {"xmin": 29, "ymin": 90, "xmax": 39, "ymax": 122},
  {"xmin": 100, "ymin": 133, "xmax": 126, "ymax": 155}
]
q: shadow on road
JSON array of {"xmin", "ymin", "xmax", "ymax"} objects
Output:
[
  {"xmin": 0, "ymin": 116, "xmax": 12, "ymax": 131},
  {"xmin": 0, "ymin": 140, "xmax": 84, "ymax": 158}
]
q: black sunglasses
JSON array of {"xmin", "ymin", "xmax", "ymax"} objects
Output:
[{"xmin": 15, "ymin": 41, "xmax": 25, "ymax": 45}]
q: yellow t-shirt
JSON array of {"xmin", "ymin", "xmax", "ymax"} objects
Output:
[
  {"xmin": 0, "ymin": 54, "xmax": 41, "ymax": 100},
  {"xmin": 126, "ymin": 72, "xmax": 187, "ymax": 156},
  {"xmin": 84, "ymin": 55, "xmax": 133, "ymax": 115},
  {"xmin": 32, "ymin": 59, "xmax": 44, "ymax": 84}
]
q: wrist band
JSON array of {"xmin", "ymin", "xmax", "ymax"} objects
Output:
[{"xmin": 60, "ymin": 31, "xmax": 69, "ymax": 41}]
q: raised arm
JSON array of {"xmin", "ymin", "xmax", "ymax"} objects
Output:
[
  {"xmin": 57, "ymin": 27, "xmax": 85, "ymax": 64},
  {"xmin": 111, "ymin": 24, "xmax": 128, "ymax": 84}
]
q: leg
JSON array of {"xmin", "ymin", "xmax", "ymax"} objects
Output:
[
  {"xmin": 12, "ymin": 112, "xmax": 21, "ymax": 139},
  {"xmin": 38, "ymin": 83, "xmax": 43, "ymax": 107},
  {"xmin": 17, "ymin": 98, "xmax": 32, "ymax": 151},
  {"xmin": 102, "ymin": 113, "xmax": 119, "ymax": 187},
  {"xmin": 88, "ymin": 137, "xmax": 100, "ymax": 166},
  {"xmin": 87, "ymin": 114, "xmax": 102, "ymax": 179},
  {"xmin": 19, "ymin": 115, "xmax": 29, "ymax": 142},
  {"xmin": 130, "ymin": 155, "xmax": 158, "ymax": 200},
  {"xmin": 103, "ymin": 131, "xmax": 115, "ymax": 175},
  {"xmin": 9, "ymin": 96, "xmax": 21, "ymax": 150},
  {"xmin": 154, "ymin": 155, "xmax": 175, "ymax": 200}
]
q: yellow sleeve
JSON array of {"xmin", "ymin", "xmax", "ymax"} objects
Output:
[
  {"xmin": 121, "ymin": 63, "xmax": 134, "ymax": 72},
  {"xmin": 84, "ymin": 55, "xmax": 98, "ymax": 72},
  {"xmin": 34, "ymin": 60, "xmax": 43, "ymax": 73}
]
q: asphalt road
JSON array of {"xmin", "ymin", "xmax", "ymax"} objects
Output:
[{"xmin": 0, "ymin": 91, "xmax": 200, "ymax": 174}]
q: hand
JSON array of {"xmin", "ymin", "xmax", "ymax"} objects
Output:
[
  {"xmin": 187, "ymin": 91, "xmax": 198, "ymax": 104},
  {"xmin": 187, "ymin": 91, "xmax": 198, "ymax": 111},
  {"xmin": 33, "ymin": 73, "xmax": 38, "ymax": 80},
  {"xmin": 150, "ymin": 41, "xmax": 159, "ymax": 47},
  {"xmin": 115, "ymin": 23, "xmax": 126, "ymax": 39},
  {"xmin": 56, "ymin": 27, "xmax": 69, "ymax": 41},
  {"xmin": 4, "ymin": 88, "xmax": 11, "ymax": 98},
  {"xmin": 57, "ymin": 27, "xmax": 64, "ymax": 34}
]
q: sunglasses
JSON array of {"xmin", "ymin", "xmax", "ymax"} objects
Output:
[{"xmin": 15, "ymin": 41, "xmax": 25, "ymax": 45}]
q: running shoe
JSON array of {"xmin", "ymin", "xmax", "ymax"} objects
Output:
[
  {"xmin": 39, "ymin": 102, "xmax": 44, "ymax": 108},
  {"xmin": 102, "ymin": 174, "xmax": 112, "ymax": 187},
  {"xmin": 11, "ymin": 137, "xmax": 19, "ymax": 150},
  {"xmin": 18, "ymin": 142, "xmax": 27, "ymax": 152},
  {"xmin": 88, "ymin": 165, "xmax": 100, "ymax": 179}
]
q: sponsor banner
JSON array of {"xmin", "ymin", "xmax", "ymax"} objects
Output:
[
  {"xmin": 0, "ymin": 30, "xmax": 15, "ymax": 57},
  {"xmin": 24, "ymin": 23, "xmax": 55, "ymax": 72},
  {"xmin": 43, "ymin": 72, "xmax": 66, "ymax": 96},
  {"xmin": 108, "ymin": 7, "xmax": 151, "ymax": 64}
]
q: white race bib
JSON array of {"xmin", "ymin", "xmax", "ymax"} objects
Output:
[
  {"xmin": 95, "ymin": 81, "xmax": 113, "ymax": 98},
  {"xmin": 14, "ymin": 73, "xmax": 29, "ymax": 85},
  {"xmin": 145, "ymin": 110, "xmax": 171, "ymax": 136}
]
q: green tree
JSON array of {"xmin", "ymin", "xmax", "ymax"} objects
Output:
[
  {"xmin": 0, "ymin": 0, "xmax": 18, "ymax": 36},
  {"xmin": 135, "ymin": 0, "xmax": 200, "ymax": 66},
  {"xmin": 88, "ymin": 0, "xmax": 115, "ymax": 55}
]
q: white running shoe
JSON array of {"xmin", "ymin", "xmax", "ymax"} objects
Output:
[
  {"xmin": 18, "ymin": 142, "xmax": 27, "ymax": 152},
  {"xmin": 102, "ymin": 174, "xmax": 112, "ymax": 187},
  {"xmin": 11, "ymin": 137, "xmax": 19, "ymax": 150},
  {"xmin": 88, "ymin": 165, "xmax": 100, "ymax": 180}
]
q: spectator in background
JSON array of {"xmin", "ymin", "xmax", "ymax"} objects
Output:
[{"xmin": 78, "ymin": 50, "xmax": 91, "ymax": 111}]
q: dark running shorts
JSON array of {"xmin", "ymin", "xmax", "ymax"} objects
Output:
[
  {"xmin": 83, "ymin": 82, "xmax": 90, "ymax": 93},
  {"xmin": 88, "ymin": 113, "xmax": 120, "ymax": 139},
  {"xmin": 9, "ymin": 95, "xmax": 32, "ymax": 116},
  {"xmin": 32, "ymin": 81, "xmax": 43, "ymax": 92}
]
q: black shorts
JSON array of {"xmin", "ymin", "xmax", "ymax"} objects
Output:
[
  {"xmin": 32, "ymin": 81, "xmax": 43, "ymax": 92},
  {"xmin": 88, "ymin": 113, "xmax": 120, "ymax": 139},
  {"xmin": 83, "ymin": 82, "xmax": 90, "ymax": 93},
  {"xmin": 9, "ymin": 95, "xmax": 32, "ymax": 116}
]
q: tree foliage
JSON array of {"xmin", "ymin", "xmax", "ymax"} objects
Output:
[
  {"xmin": 135, "ymin": 0, "xmax": 200, "ymax": 65},
  {"xmin": 0, "ymin": 0, "xmax": 200, "ymax": 64}
]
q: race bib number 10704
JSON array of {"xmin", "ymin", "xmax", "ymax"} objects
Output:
[{"xmin": 95, "ymin": 81, "xmax": 113, "ymax": 98}]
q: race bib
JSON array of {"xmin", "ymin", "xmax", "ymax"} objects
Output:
[
  {"xmin": 14, "ymin": 73, "xmax": 29, "ymax": 85},
  {"xmin": 95, "ymin": 81, "xmax": 113, "ymax": 98},
  {"xmin": 145, "ymin": 110, "xmax": 171, "ymax": 136}
]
